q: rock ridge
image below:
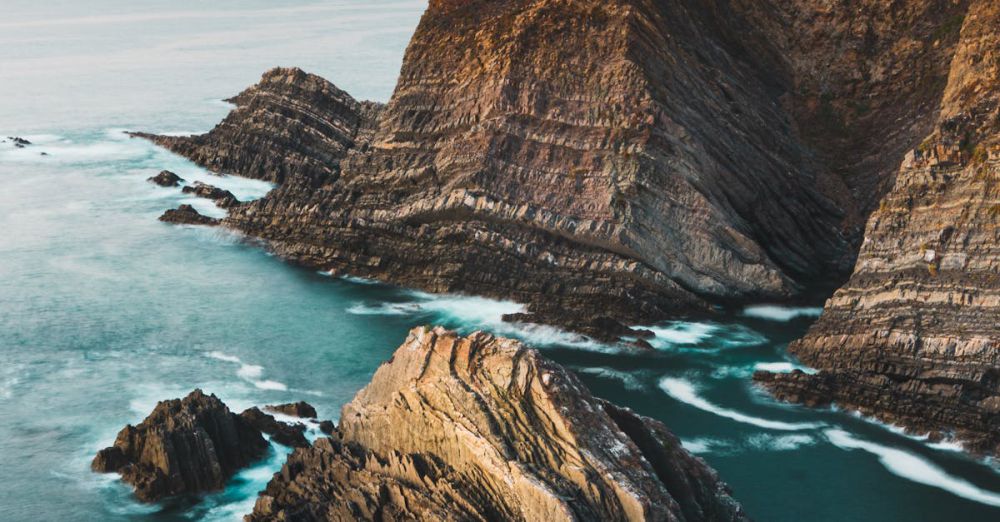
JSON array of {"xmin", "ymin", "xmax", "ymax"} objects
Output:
[{"xmin": 247, "ymin": 326, "xmax": 748, "ymax": 521}]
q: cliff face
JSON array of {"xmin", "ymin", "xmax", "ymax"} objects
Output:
[
  {"xmin": 248, "ymin": 327, "xmax": 748, "ymax": 521},
  {"xmin": 757, "ymin": 0, "xmax": 1000, "ymax": 455},
  {"xmin": 146, "ymin": 0, "xmax": 885, "ymax": 335}
]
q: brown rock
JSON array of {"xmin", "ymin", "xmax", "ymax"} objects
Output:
[
  {"xmin": 240, "ymin": 407, "xmax": 309, "ymax": 448},
  {"xmin": 147, "ymin": 170, "xmax": 184, "ymax": 187},
  {"xmin": 756, "ymin": 0, "xmax": 1000, "ymax": 456},
  {"xmin": 91, "ymin": 389, "xmax": 268, "ymax": 502},
  {"xmin": 264, "ymin": 401, "xmax": 317, "ymax": 419},
  {"xmin": 247, "ymin": 327, "xmax": 748, "ymax": 521},
  {"xmin": 182, "ymin": 181, "xmax": 240, "ymax": 208},
  {"xmin": 158, "ymin": 204, "xmax": 219, "ymax": 226}
]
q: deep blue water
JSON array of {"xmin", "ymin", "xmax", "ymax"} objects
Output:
[{"xmin": 1, "ymin": 2, "xmax": 998, "ymax": 521}]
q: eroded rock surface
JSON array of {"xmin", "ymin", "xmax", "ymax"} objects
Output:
[
  {"xmin": 240, "ymin": 407, "xmax": 310, "ymax": 449},
  {"xmin": 264, "ymin": 401, "xmax": 317, "ymax": 419},
  {"xmin": 148, "ymin": 170, "xmax": 183, "ymax": 187},
  {"xmin": 91, "ymin": 390, "xmax": 268, "ymax": 502},
  {"xmin": 757, "ymin": 0, "xmax": 1000, "ymax": 455},
  {"xmin": 182, "ymin": 181, "xmax": 240, "ymax": 208},
  {"xmin": 247, "ymin": 327, "xmax": 748, "ymax": 521},
  {"xmin": 159, "ymin": 204, "xmax": 219, "ymax": 226}
]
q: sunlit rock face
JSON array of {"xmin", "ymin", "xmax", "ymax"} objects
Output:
[{"xmin": 247, "ymin": 327, "xmax": 749, "ymax": 522}]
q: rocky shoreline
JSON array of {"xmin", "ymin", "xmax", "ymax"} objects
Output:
[
  {"xmin": 96, "ymin": 328, "xmax": 749, "ymax": 520},
  {"xmin": 135, "ymin": 0, "xmax": 1000, "ymax": 457}
]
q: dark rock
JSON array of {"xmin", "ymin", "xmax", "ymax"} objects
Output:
[
  {"xmin": 239, "ymin": 407, "xmax": 309, "ymax": 448},
  {"xmin": 147, "ymin": 170, "xmax": 184, "ymax": 187},
  {"xmin": 246, "ymin": 327, "xmax": 748, "ymax": 521},
  {"xmin": 158, "ymin": 205, "xmax": 219, "ymax": 226},
  {"xmin": 317, "ymin": 420, "xmax": 335, "ymax": 435},
  {"xmin": 91, "ymin": 389, "xmax": 268, "ymax": 502},
  {"xmin": 9, "ymin": 136, "xmax": 30, "ymax": 146},
  {"xmin": 39, "ymin": 152, "xmax": 48, "ymax": 156},
  {"xmin": 264, "ymin": 401, "xmax": 317, "ymax": 419},
  {"xmin": 181, "ymin": 181, "xmax": 239, "ymax": 208}
]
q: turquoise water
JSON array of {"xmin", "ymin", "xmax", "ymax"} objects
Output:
[{"xmin": 1, "ymin": 2, "xmax": 998, "ymax": 521}]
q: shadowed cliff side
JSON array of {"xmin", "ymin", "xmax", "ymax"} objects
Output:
[
  {"xmin": 757, "ymin": 0, "xmax": 1000, "ymax": 455},
  {"xmin": 247, "ymin": 327, "xmax": 749, "ymax": 521}
]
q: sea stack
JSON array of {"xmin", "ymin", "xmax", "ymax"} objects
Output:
[
  {"xmin": 91, "ymin": 390, "xmax": 268, "ymax": 502},
  {"xmin": 247, "ymin": 327, "xmax": 748, "ymax": 521}
]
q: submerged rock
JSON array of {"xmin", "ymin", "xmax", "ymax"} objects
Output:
[
  {"xmin": 8, "ymin": 136, "xmax": 30, "ymax": 146},
  {"xmin": 247, "ymin": 327, "xmax": 748, "ymax": 521},
  {"xmin": 264, "ymin": 401, "xmax": 317, "ymax": 419},
  {"xmin": 147, "ymin": 170, "xmax": 184, "ymax": 187},
  {"xmin": 91, "ymin": 389, "xmax": 268, "ymax": 502},
  {"xmin": 181, "ymin": 181, "xmax": 240, "ymax": 208},
  {"xmin": 158, "ymin": 204, "xmax": 219, "ymax": 226},
  {"xmin": 240, "ymin": 407, "xmax": 309, "ymax": 448}
]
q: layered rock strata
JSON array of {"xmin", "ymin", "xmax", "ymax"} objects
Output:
[
  {"xmin": 247, "ymin": 327, "xmax": 748, "ymax": 521},
  {"xmin": 91, "ymin": 390, "xmax": 268, "ymax": 502},
  {"xmin": 140, "ymin": 0, "xmax": 879, "ymax": 335},
  {"xmin": 757, "ymin": 0, "xmax": 1000, "ymax": 455}
]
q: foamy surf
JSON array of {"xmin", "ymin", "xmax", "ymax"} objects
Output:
[
  {"xmin": 825, "ymin": 429, "xmax": 1000, "ymax": 507},
  {"xmin": 742, "ymin": 305, "xmax": 823, "ymax": 321},
  {"xmin": 576, "ymin": 367, "xmax": 645, "ymax": 391},
  {"xmin": 659, "ymin": 377, "xmax": 824, "ymax": 431},
  {"xmin": 205, "ymin": 351, "xmax": 289, "ymax": 394}
]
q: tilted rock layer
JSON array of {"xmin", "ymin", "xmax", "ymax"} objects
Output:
[
  {"xmin": 757, "ymin": 0, "xmax": 1000, "ymax": 455},
  {"xmin": 91, "ymin": 390, "xmax": 268, "ymax": 501},
  {"xmin": 248, "ymin": 327, "xmax": 747, "ymax": 521},
  {"xmin": 141, "ymin": 0, "xmax": 1000, "ymax": 450}
]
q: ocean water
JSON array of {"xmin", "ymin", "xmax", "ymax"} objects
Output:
[{"xmin": 1, "ymin": 2, "xmax": 998, "ymax": 521}]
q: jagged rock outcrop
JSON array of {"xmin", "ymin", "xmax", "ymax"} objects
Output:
[
  {"xmin": 240, "ymin": 407, "xmax": 310, "ymax": 449},
  {"xmin": 757, "ymin": 0, "xmax": 1000, "ymax": 455},
  {"xmin": 91, "ymin": 390, "xmax": 268, "ymax": 502},
  {"xmin": 159, "ymin": 204, "xmax": 219, "ymax": 226},
  {"xmin": 247, "ymin": 327, "xmax": 748, "ymax": 521},
  {"xmin": 182, "ymin": 181, "xmax": 240, "ymax": 208},
  {"xmin": 264, "ymin": 401, "xmax": 317, "ymax": 419},
  {"xmin": 130, "ymin": 67, "xmax": 380, "ymax": 184},
  {"xmin": 148, "ymin": 170, "xmax": 184, "ymax": 187}
]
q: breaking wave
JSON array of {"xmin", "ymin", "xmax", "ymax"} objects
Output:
[{"xmin": 659, "ymin": 377, "xmax": 823, "ymax": 431}]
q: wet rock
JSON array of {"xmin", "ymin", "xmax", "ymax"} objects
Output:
[
  {"xmin": 239, "ymin": 407, "xmax": 309, "ymax": 448},
  {"xmin": 317, "ymin": 420, "xmax": 334, "ymax": 435},
  {"xmin": 181, "ymin": 181, "xmax": 239, "ymax": 208},
  {"xmin": 158, "ymin": 204, "xmax": 219, "ymax": 226},
  {"xmin": 147, "ymin": 170, "xmax": 184, "ymax": 187},
  {"xmin": 91, "ymin": 389, "xmax": 268, "ymax": 502},
  {"xmin": 264, "ymin": 401, "xmax": 316, "ymax": 419},
  {"xmin": 8, "ymin": 136, "xmax": 30, "ymax": 146},
  {"xmin": 247, "ymin": 327, "xmax": 748, "ymax": 521}
]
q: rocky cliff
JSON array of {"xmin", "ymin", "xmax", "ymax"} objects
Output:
[
  {"xmin": 137, "ymin": 0, "xmax": 1000, "ymax": 452},
  {"xmin": 247, "ymin": 327, "xmax": 748, "ymax": 521},
  {"xmin": 756, "ymin": 0, "xmax": 1000, "ymax": 455},
  {"xmin": 92, "ymin": 390, "xmax": 268, "ymax": 501}
]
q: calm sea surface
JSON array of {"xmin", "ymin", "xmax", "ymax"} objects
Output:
[{"xmin": 1, "ymin": 2, "xmax": 998, "ymax": 520}]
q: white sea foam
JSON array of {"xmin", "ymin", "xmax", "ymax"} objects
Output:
[
  {"xmin": 659, "ymin": 377, "xmax": 823, "ymax": 431},
  {"xmin": 346, "ymin": 302, "xmax": 422, "ymax": 316},
  {"xmin": 576, "ymin": 367, "xmax": 645, "ymax": 391},
  {"xmin": 341, "ymin": 275, "xmax": 380, "ymax": 285},
  {"xmin": 742, "ymin": 305, "xmax": 823, "ymax": 321},
  {"xmin": 825, "ymin": 429, "xmax": 1000, "ymax": 507},
  {"xmin": 746, "ymin": 433, "xmax": 816, "ymax": 451},
  {"xmin": 752, "ymin": 361, "xmax": 818, "ymax": 374},
  {"xmin": 207, "ymin": 351, "xmax": 241, "ymax": 364},
  {"xmin": 680, "ymin": 438, "xmax": 724, "ymax": 454},
  {"xmin": 646, "ymin": 322, "xmax": 718, "ymax": 345},
  {"xmin": 205, "ymin": 352, "xmax": 288, "ymax": 393}
]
